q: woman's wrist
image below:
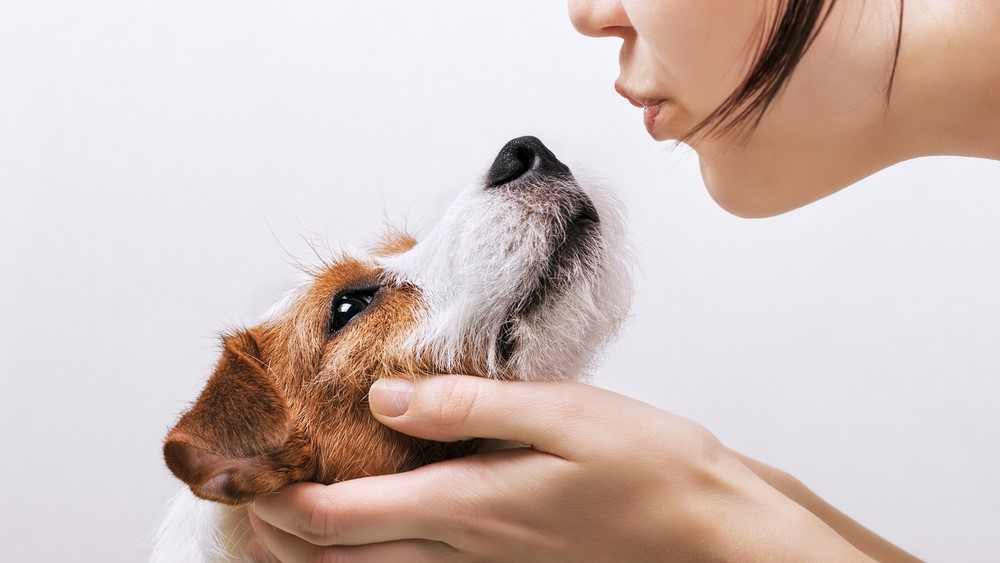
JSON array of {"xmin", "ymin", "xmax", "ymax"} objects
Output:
[
  {"xmin": 691, "ymin": 454, "xmax": 872, "ymax": 561},
  {"xmin": 730, "ymin": 451, "xmax": 917, "ymax": 561}
]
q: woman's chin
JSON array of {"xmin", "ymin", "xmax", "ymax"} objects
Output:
[{"xmin": 698, "ymin": 158, "xmax": 819, "ymax": 219}]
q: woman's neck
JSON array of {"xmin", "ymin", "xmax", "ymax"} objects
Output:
[{"xmin": 887, "ymin": 0, "xmax": 1000, "ymax": 161}]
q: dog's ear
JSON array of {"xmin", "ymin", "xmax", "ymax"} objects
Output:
[{"xmin": 163, "ymin": 330, "xmax": 308, "ymax": 505}]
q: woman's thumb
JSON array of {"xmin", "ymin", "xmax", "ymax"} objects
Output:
[{"xmin": 368, "ymin": 375, "xmax": 583, "ymax": 454}]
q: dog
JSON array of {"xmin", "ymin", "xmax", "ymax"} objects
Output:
[{"xmin": 150, "ymin": 136, "xmax": 631, "ymax": 562}]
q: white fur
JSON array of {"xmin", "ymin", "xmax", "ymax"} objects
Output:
[
  {"xmin": 380, "ymin": 176, "xmax": 631, "ymax": 379},
  {"xmin": 150, "ymin": 490, "xmax": 252, "ymax": 563},
  {"xmin": 151, "ymin": 167, "xmax": 632, "ymax": 562}
]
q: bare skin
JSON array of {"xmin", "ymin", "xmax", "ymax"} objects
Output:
[
  {"xmin": 249, "ymin": 377, "xmax": 881, "ymax": 562},
  {"xmin": 572, "ymin": 0, "xmax": 1000, "ymax": 217},
  {"xmin": 250, "ymin": 0, "xmax": 999, "ymax": 560}
]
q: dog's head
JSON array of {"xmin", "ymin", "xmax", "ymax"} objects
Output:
[{"xmin": 163, "ymin": 136, "xmax": 631, "ymax": 504}]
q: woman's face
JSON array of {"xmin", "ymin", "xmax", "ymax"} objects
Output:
[
  {"xmin": 568, "ymin": 0, "xmax": 902, "ymax": 217},
  {"xmin": 570, "ymin": 0, "xmax": 773, "ymax": 142}
]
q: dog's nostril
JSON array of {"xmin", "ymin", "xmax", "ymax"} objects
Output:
[{"xmin": 486, "ymin": 136, "xmax": 572, "ymax": 187}]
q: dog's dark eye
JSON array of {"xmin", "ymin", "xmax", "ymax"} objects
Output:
[{"xmin": 329, "ymin": 290, "xmax": 377, "ymax": 334}]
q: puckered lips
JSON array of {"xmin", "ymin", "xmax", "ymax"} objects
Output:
[{"xmin": 615, "ymin": 82, "xmax": 668, "ymax": 137}]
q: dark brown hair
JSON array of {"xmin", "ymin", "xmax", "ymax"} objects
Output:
[{"xmin": 683, "ymin": 0, "xmax": 904, "ymax": 143}]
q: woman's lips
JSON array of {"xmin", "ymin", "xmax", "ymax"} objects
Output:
[
  {"xmin": 614, "ymin": 83, "xmax": 667, "ymax": 137},
  {"xmin": 642, "ymin": 102, "xmax": 664, "ymax": 136}
]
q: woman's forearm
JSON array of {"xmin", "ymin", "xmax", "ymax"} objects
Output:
[{"xmin": 733, "ymin": 452, "xmax": 921, "ymax": 562}]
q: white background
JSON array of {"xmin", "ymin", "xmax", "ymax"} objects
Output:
[{"xmin": 2, "ymin": 2, "xmax": 998, "ymax": 561}]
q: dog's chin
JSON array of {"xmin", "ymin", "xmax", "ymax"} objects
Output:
[
  {"xmin": 527, "ymin": 212, "xmax": 602, "ymax": 311},
  {"xmin": 497, "ymin": 213, "xmax": 602, "ymax": 367}
]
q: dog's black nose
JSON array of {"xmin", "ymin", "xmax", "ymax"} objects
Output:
[{"xmin": 486, "ymin": 136, "xmax": 571, "ymax": 187}]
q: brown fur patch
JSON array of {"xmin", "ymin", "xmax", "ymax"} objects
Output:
[
  {"xmin": 164, "ymin": 255, "xmax": 477, "ymax": 505},
  {"xmin": 371, "ymin": 230, "xmax": 418, "ymax": 257}
]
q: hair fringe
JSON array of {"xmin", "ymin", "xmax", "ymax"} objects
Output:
[{"xmin": 680, "ymin": 0, "xmax": 904, "ymax": 145}]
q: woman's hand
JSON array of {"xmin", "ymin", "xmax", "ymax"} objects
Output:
[{"xmin": 247, "ymin": 375, "xmax": 868, "ymax": 562}]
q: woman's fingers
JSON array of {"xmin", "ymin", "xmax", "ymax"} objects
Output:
[
  {"xmin": 248, "ymin": 377, "xmax": 676, "ymax": 558},
  {"xmin": 248, "ymin": 509, "xmax": 457, "ymax": 563},
  {"xmin": 368, "ymin": 375, "xmax": 627, "ymax": 458},
  {"xmin": 250, "ymin": 477, "xmax": 438, "ymax": 548},
  {"xmin": 250, "ymin": 448, "xmax": 568, "ymax": 549}
]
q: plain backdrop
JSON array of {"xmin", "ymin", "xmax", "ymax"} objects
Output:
[{"xmin": 2, "ymin": 2, "xmax": 998, "ymax": 561}]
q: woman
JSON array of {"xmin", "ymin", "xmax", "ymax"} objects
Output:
[{"xmin": 248, "ymin": 0, "xmax": 1000, "ymax": 560}]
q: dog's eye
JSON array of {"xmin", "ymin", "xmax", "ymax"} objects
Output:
[{"xmin": 329, "ymin": 290, "xmax": 376, "ymax": 334}]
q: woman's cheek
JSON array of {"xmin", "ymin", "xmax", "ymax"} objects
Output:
[{"xmin": 625, "ymin": 0, "xmax": 773, "ymax": 121}]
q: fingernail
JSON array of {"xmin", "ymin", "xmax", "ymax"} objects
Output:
[{"xmin": 369, "ymin": 379, "xmax": 413, "ymax": 417}]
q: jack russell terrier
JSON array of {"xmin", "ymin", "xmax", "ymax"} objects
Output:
[{"xmin": 151, "ymin": 136, "xmax": 631, "ymax": 562}]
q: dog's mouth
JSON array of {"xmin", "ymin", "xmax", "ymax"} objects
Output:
[
  {"xmin": 529, "ymin": 197, "xmax": 601, "ymax": 307},
  {"xmin": 475, "ymin": 136, "xmax": 610, "ymax": 370},
  {"xmin": 496, "ymin": 194, "xmax": 602, "ymax": 366}
]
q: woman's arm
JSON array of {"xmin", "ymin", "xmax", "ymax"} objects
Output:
[
  {"xmin": 734, "ymin": 452, "xmax": 919, "ymax": 562},
  {"xmin": 248, "ymin": 376, "xmax": 890, "ymax": 562}
]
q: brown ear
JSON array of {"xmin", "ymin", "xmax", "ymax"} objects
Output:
[{"xmin": 163, "ymin": 330, "xmax": 304, "ymax": 505}]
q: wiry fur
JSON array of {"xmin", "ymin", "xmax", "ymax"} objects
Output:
[
  {"xmin": 381, "ymin": 177, "xmax": 630, "ymax": 379},
  {"xmin": 151, "ymin": 148, "xmax": 631, "ymax": 563}
]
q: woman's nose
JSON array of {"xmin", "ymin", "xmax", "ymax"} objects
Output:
[{"xmin": 567, "ymin": 0, "xmax": 632, "ymax": 38}]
